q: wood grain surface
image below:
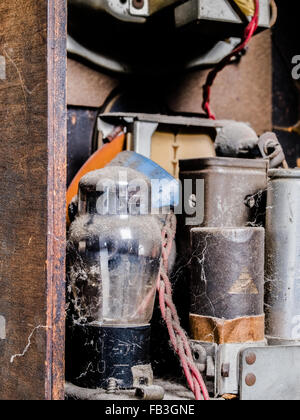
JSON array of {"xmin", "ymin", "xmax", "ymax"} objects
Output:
[{"xmin": 0, "ymin": 0, "xmax": 66, "ymax": 400}]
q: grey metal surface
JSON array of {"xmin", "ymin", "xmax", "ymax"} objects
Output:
[
  {"xmin": 135, "ymin": 385, "xmax": 165, "ymax": 400},
  {"xmin": 68, "ymin": 0, "xmax": 146, "ymax": 22},
  {"xmin": 240, "ymin": 345, "xmax": 300, "ymax": 400},
  {"xmin": 98, "ymin": 114, "xmax": 237, "ymax": 159},
  {"xmin": 100, "ymin": 112, "xmax": 235, "ymax": 129},
  {"xmin": 65, "ymin": 378, "xmax": 196, "ymax": 400},
  {"xmin": 67, "ymin": 35, "xmax": 131, "ymax": 74},
  {"xmin": 218, "ymin": 341, "xmax": 266, "ymax": 396},
  {"xmin": 69, "ymin": 0, "xmax": 181, "ymax": 21},
  {"xmin": 265, "ymin": 169, "xmax": 300, "ymax": 342},
  {"xmin": 190, "ymin": 340, "xmax": 266, "ymax": 397},
  {"xmin": 258, "ymin": 132, "xmax": 287, "ymax": 168},
  {"xmin": 180, "ymin": 157, "xmax": 268, "ymax": 228},
  {"xmin": 175, "ymin": 0, "xmax": 270, "ymax": 29},
  {"xmin": 185, "ymin": 37, "xmax": 241, "ymax": 69},
  {"xmin": 133, "ymin": 121, "xmax": 158, "ymax": 158},
  {"xmin": 267, "ymin": 337, "xmax": 300, "ymax": 347},
  {"xmin": 190, "ymin": 341, "xmax": 218, "ymax": 395},
  {"xmin": 129, "ymin": 0, "xmax": 181, "ymax": 18},
  {"xmin": 215, "ymin": 122, "xmax": 258, "ymax": 158}
]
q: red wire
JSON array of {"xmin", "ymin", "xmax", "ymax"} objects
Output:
[
  {"xmin": 202, "ymin": 0, "xmax": 260, "ymax": 119},
  {"xmin": 157, "ymin": 215, "xmax": 210, "ymax": 401}
]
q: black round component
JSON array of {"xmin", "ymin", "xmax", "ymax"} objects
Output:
[{"xmin": 66, "ymin": 325, "xmax": 152, "ymax": 389}]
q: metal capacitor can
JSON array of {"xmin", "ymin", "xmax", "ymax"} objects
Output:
[
  {"xmin": 265, "ymin": 169, "xmax": 300, "ymax": 344},
  {"xmin": 179, "ymin": 157, "xmax": 268, "ymax": 228},
  {"xmin": 190, "ymin": 227, "xmax": 265, "ymax": 344}
]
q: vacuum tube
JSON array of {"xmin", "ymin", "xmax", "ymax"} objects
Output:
[{"xmin": 66, "ymin": 166, "xmax": 162, "ymax": 389}]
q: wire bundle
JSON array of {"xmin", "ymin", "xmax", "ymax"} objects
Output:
[{"xmin": 157, "ymin": 213, "xmax": 210, "ymax": 401}]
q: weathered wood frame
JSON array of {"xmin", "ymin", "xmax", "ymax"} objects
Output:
[{"xmin": 0, "ymin": 0, "xmax": 66, "ymax": 400}]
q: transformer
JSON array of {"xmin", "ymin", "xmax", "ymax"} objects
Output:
[{"xmin": 67, "ymin": 0, "xmax": 271, "ymax": 74}]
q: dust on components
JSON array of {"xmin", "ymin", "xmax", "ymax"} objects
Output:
[
  {"xmin": 179, "ymin": 151, "xmax": 300, "ymax": 400},
  {"xmin": 215, "ymin": 122, "xmax": 259, "ymax": 158},
  {"xmin": 265, "ymin": 169, "xmax": 300, "ymax": 346},
  {"xmin": 67, "ymin": 0, "xmax": 272, "ymax": 74},
  {"xmin": 98, "ymin": 113, "xmax": 264, "ymax": 178},
  {"xmin": 179, "ymin": 157, "xmax": 268, "ymax": 228},
  {"xmin": 258, "ymin": 132, "xmax": 288, "ymax": 169},
  {"xmin": 66, "ymin": 154, "xmax": 191, "ymax": 399},
  {"xmin": 66, "ymin": 166, "xmax": 162, "ymax": 389},
  {"xmin": 179, "ymin": 156, "xmax": 267, "ymax": 397}
]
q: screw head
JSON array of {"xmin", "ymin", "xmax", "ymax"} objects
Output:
[
  {"xmin": 245, "ymin": 373, "xmax": 256, "ymax": 387},
  {"xmin": 221, "ymin": 363, "xmax": 230, "ymax": 378},
  {"xmin": 245, "ymin": 352, "xmax": 256, "ymax": 365}
]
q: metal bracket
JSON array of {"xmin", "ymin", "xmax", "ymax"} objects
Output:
[
  {"xmin": 191, "ymin": 340, "xmax": 267, "ymax": 397},
  {"xmin": 133, "ymin": 121, "xmax": 158, "ymax": 158},
  {"xmin": 99, "ymin": 112, "xmax": 234, "ymax": 129},
  {"xmin": 258, "ymin": 132, "xmax": 288, "ymax": 169},
  {"xmin": 240, "ymin": 345, "xmax": 300, "ymax": 400},
  {"xmin": 175, "ymin": 0, "xmax": 270, "ymax": 31},
  {"xmin": 69, "ymin": 0, "xmax": 146, "ymax": 23},
  {"xmin": 98, "ymin": 112, "xmax": 238, "ymax": 160},
  {"xmin": 190, "ymin": 341, "xmax": 217, "ymax": 396},
  {"xmin": 216, "ymin": 341, "xmax": 266, "ymax": 397},
  {"xmin": 129, "ymin": 0, "xmax": 181, "ymax": 17}
]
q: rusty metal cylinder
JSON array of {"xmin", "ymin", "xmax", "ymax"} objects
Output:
[
  {"xmin": 179, "ymin": 157, "xmax": 268, "ymax": 228},
  {"xmin": 190, "ymin": 227, "xmax": 265, "ymax": 344},
  {"xmin": 265, "ymin": 169, "xmax": 300, "ymax": 344}
]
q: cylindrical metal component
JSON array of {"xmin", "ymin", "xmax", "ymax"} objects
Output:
[
  {"xmin": 190, "ymin": 227, "xmax": 265, "ymax": 343},
  {"xmin": 191, "ymin": 227, "xmax": 265, "ymax": 319},
  {"xmin": 135, "ymin": 385, "xmax": 165, "ymax": 400},
  {"xmin": 179, "ymin": 157, "xmax": 268, "ymax": 228},
  {"xmin": 265, "ymin": 169, "xmax": 300, "ymax": 343}
]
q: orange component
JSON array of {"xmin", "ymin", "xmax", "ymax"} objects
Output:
[{"xmin": 66, "ymin": 134, "xmax": 125, "ymax": 223}]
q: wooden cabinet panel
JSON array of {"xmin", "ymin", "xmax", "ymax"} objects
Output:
[{"xmin": 0, "ymin": 0, "xmax": 66, "ymax": 400}]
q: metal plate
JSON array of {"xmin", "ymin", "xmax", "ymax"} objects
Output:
[
  {"xmin": 175, "ymin": 0, "xmax": 270, "ymax": 29},
  {"xmin": 68, "ymin": 0, "xmax": 146, "ymax": 23},
  {"xmin": 190, "ymin": 341, "xmax": 218, "ymax": 396},
  {"xmin": 190, "ymin": 340, "xmax": 266, "ymax": 397},
  {"xmin": 129, "ymin": 0, "xmax": 180, "ymax": 17},
  {"xmin": 99, "ymin": 112, "xmax": 234, "ymax": 129},
  {"xmin": 240, "ymin": 346, "xmax": 300, "ymax": 400},
  {"xmin": 217, "ymin": 342, "xmax": 266, "ymax": 396}
]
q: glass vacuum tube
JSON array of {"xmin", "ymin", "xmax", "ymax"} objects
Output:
[{"xmin": 66, "ymin": 166, "xmax": 162, "ymax": 389}]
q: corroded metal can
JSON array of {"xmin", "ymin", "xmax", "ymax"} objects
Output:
[
  {"xmin": 265, "ymin": 169, "xmax": 300, "ymax": 344},
  {"xmin": 190, "ymin": 227, "xmax": 265, "ymax": 344},
  {"xmin": 179, "ymin": 157, "xmax": 268, "ymax": 228}
]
